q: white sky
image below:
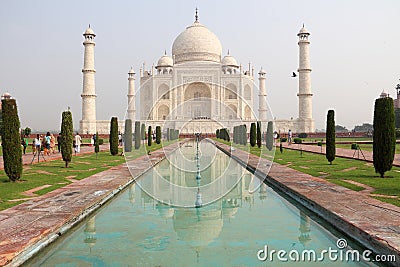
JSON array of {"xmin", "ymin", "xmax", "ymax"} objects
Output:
[{"xmin": 1, "ymin": 0, "xmax": 399, "ymax": 131}]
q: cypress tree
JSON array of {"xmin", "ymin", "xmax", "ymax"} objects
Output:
[
  {"xmin": 257, "ymin": 121, "xmax": 262, "ymax": 148},
  {"xmin": 61, "ymin": 110, "xmax": 73, "ymax": 168},
  {"xmin": 1, "ymin": 98, "xmax": 22, "ymax": 181},
  {"xmin": 216, "ymin": 129, "xmax": 220, "ymax": 139},
  {"xmin": 373, "ymin": 97, "xmax": 396, "ymax": 177},
  {"xmin": 266, "ymin": 121, "xmax": 274, "ymax": 151},
  {"xmin": 326, "ymin": 110, "xmax": 336, "ymax": 164},
  {"xmin": 109, "ymin": 117, "xmax": 119, "ymax": 155},
  {"xmin": 124, "ymin": 119, "xmax": 132, "ymax": 152},
  {"xmin": 250, "ymin": 123, "xmax": 256, "ymax": 147},
  {"xmin": 134, "ymin": 121, "xmax": 141, "ymax": 149},
  {"xmin": 156, "ymin": 126, "xmax": 161, "ymax": 144},
  {"xmin": 148, "ymin": 126, "xmax": 152, "ymax": 146},
  {"xmin": 141, "ymin": 123, "xmax": 146, "ymax": 142},
  {"xmin": 94, "ymin": 132, "xmax": 100, "ymax": 158}
]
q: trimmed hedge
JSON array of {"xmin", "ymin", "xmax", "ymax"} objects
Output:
[
  {"xmin": 326, "ymin": 110, "xmax": 336, "ymax": 164},
  {"xmin": 109, "ymin": 117, "xmax": 119, "ymax": 155},
  {"xmin": 373, "ymin": 97, "xmax": 396, "ymax": 177},
  {"xmin": 61, "ymin": 110, "xmax": 73, "ymax": 168},
  {"xmin": 1, "ymin": 98, "xmax": 22, "ymax": 181},
  {"xmin": 124, "ymin": 119, "xmax": 132, "ymax": 152},
  {"xmin": 156, "ymin": 126, "xmax": 161, "ymax": 144},
  {"xmin": 135, "ymin": 121, "xmax": 141, "ymax": 149}
]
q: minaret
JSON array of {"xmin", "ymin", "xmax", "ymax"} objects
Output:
[
  {"xmin": 258, "ymin": 68, "xmax": 267, "ymax": 123},
  {"xmin": 127, "ymin": 67, "xmax": 136, "ymax": 121},
  {"xmin": 80, "ymin": 25, "xmax": 97, "ymax": 134},
  {"xmin": 297, "ymin": 24, "xmax": 315, "ymax": 133}
]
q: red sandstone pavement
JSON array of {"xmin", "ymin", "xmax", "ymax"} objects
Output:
[
  {"xmin": 279, "ymin": 142, "xmax": 400, "ymax": 167},
  {"xmin": 215, "ymin": 140, "xmax": 400, "ymax": 265},
  {"xmin": 0, "ymin": 142, "xmax": 180, "ymax": 266}
]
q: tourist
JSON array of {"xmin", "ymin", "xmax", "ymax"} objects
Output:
[
  {"xmin": 44, "ymin": 132, "xmax": 51, "ymax": 155},
  {"xmin": 21, "ymin": 136, "xmax": 28, "ymax": 155},
  {"xmin": 50, "ymin": 134, "xmax": 56, "ymax": 154},
  {"xmin": 34, "ymin": 134, "xmax": 41, "ymax": 154},
  {"xmin": 288, "ymin": 129, "xmax": 292, "ymax": 145},
  {"xmin": 57, "ymin": 133, "xmax": 61, "ymax": 152},
  {"xmin": 74, "ymin": 132, "xmax": 82, "ymax": 153},
  {"xmin": 118, "ymin": 132, "xmax": 123, "ymax": 146}
]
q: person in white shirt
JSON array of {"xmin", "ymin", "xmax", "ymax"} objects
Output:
[{"xmin": 74, "ymin": 133, "xmax": 82, "ymax": 153}]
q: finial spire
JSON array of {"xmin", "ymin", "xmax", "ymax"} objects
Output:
[
  {"xmin": 164, "ymin": 49, "xmax": 167, "ymax": 55},
  {"xmin": 227, "ymin": 49, "xmax": 230, "ymax": 55},
  {"xmin": 302, "ymin": 23, "xmax": 304, "ymax": 28},
  {"xmin": 195, "ymin": 7, "xmax": 199, "ymax": 22},
  {"xmin": 89, "ymin": 24, "xmax": 91, "ymax": 28}
]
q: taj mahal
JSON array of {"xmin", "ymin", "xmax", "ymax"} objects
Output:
[{"xmin": 79, "ymin": 10, "xmax": 315, "ymax": 135}]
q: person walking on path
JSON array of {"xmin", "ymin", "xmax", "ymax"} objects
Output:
[
  {"xmin": 21, "ymin": 136, "xmax": 28, "ymax": 155},
  {"xmin": 288, "ymin": 129, "xmax": 293, "ymax": 145},
  {"xmin": 74, "ymin": 133, "xmax": 82, "ymax": 153},
  {"xmin": 44, "ymin": 132, "xmax": 51, "ymax": 156},
  {"xmin": 34, "ymin": 134, "xmax": 41, "ymax": 155},
  {"xmin": 50, "ymin": 134, "xmax": 56, "ymax": 154},
  {"xmin": 57, "ymin": 133, "xmax": 61, "ymax": 152}
]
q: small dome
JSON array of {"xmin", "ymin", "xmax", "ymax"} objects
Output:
[
  {"xmin": 128, "ymin": 67, "xmax": 135, "ymax": 74},
  {"xmin": 172, "ymin": 21, "xmax": 222, "ymax": 64},
  {"xmin": 221, "ymin": 55, "xmax": 238, "ymax": 67},
  {"xmin": 157, "ymin": 54, "xmax": 173, "ymax": 68},
  {"xmin": 380, "ymin": 89, "xmax": 389, "ymax": 98},
  {"xmin": 298, "ymin": 25, "xmax": 310, "ymax": 35},
  {"xmin": 84, "ymin": 27, "xmax": 95, "ymax": 36}
]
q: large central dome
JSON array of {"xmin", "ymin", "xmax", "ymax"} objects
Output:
[{"xmin": 172, "ymin": 20, "xmax": 222, "ymax": 64}]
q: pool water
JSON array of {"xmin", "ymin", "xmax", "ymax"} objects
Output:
[{"xmin": 30, "ymin": 140, "xmax": 375, "ymax": 266}]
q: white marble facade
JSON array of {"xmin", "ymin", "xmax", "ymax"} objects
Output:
[{"xmin": 80, "ymin": 13, "xmax": 315, "ymax": 135}]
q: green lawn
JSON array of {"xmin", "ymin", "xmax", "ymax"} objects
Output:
[
  {"xmin": 214, "ymin": 138, "xmax": 400, "ymax": 207},
  {"xmin": 0, "ymin": 140, "xmax": 174, "ymax": 211}
]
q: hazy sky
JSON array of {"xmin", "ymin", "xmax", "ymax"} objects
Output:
[{"xmin": 1, "ymin": 0, "xmax": 399, "ymax": 131}]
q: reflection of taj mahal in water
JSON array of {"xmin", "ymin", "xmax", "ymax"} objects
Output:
[{"xmin": 80, "ymin": 10, "xmax": 315, "ymax": 134}]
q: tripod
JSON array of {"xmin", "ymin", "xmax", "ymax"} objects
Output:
[
  {"xmin": 31, "ymin": 146, "xmax": 46, "ymax": 164},
  {"xmin": 352, "ymin": 145, "xmax": 366, "ymax": 160}
]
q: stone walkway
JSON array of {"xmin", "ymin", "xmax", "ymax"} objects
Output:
[
  {"xmin": 0, "ymin": 142, "xmax": 180, "ymax": 266},
  {"xmin": 214, "ymin": 140, "xmax": 400, "ymax": 265},
  {"xmin": 279, "ymin": 142, "xmax": 400, "ymax": 167}
]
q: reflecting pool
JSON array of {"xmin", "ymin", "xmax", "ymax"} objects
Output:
[{"xmin": 30, "ymin": 140, "xmax": 375, "ymax": 266}]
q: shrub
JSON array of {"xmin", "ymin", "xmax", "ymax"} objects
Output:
[
  {"xmin": 326, "ymin": 110, "xmax": 336, "ymax": 164},
  {"xmin": 216, "ymin": 129, "xmax": 220, "ymax": 139},
  {"xmin": 24, "ymin": 127, "xmax": 31, "ymax": 136},
  {"xmin": 148, "ymin": 126, "xmax": 152, "ymax": 146},
  {"xmin": 250, "ymin": 123, "xmax": 256, "ymax": 147},
  {"xmin": 266, "ymin": 121, "xmax": 274, "ymax": 151},
  {"xmin": 94, "ymin": 132, "xmax": 100, "ymax": 156},
  {"xmin": 280, "ymin": 137, "xmax": 287, "ymax": 142},
  {"xmin": 373, "ymin": 97, "xmax": 395, "ymax": 177},
  {"xmin": 61, "ymin": 110, "xmax": 73, "ymax": 168},
  {"xmin": 124, "ymin": 119, "xmax": 132, "ymax": 152},
  {"xmin": 317, "ymin": 141, "xmax": 323, "ymax": 146},
  {"xmin": 298, "ymin": 133, "xmax": 308, "ymax": 138},
  {"xmin": 351, "ymin": 143, "xmax": 358, "ymax": 150},
  {"xmin": 1, "ymin": 98, "xmax": 22, "ymax": 181},
  {"xmin": 293, "ymin": 137, "xmax": 302, "ymax": 144},
  {"xmin": 109, "ymin": 117, "xmax": 119, "ymax": 155},
  {"xmin": 135, "ymin": 121, "xmax": 141, "ymax": 149},
  {"xmin": 256, "ymin": 121, "xmax": 262, "ymax": 148},
  {"xmin": 156, "ymin": 126, "xmax": 161, "ymax": 144},
  {"xmin": 98, "ymin": 138, "xmax": 104, "ymax": 145},
  {"xmin": 141, "ymin": 123, "xmax": 146, "ymax": 141}
]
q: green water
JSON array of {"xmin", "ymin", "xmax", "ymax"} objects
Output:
[{"xmin": 30, "ymin": 141, "xmax": 375, "ymax": 266}]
